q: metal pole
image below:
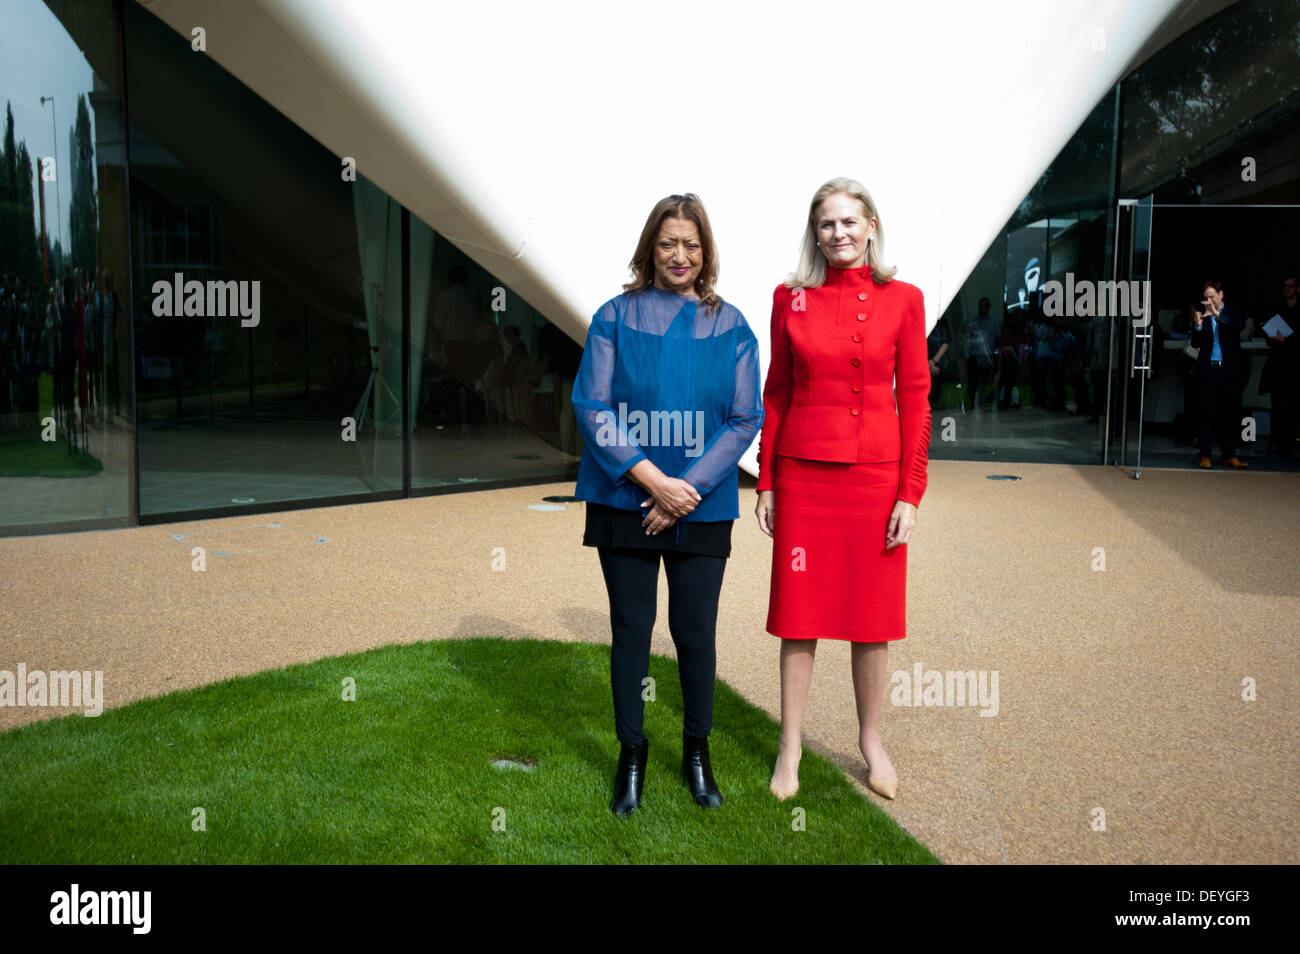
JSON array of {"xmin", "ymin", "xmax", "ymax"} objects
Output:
[
  {"xmin": 1103, "ymin": 203, "xmax": 1123, "ymax": 466},
  {"xmin": 40, "ymin": 97, "xmax": 64, "ymax": 265},
  {"xmin": 1134, "ymin": 324, "xmax": 1147, "ymax": 479},
  {"xmin": 1118, "ymin": 205, "xmax": 1134, "ymax": 467},
  {"xmin": 1131, "ymin": 202, "xmax": 1155, "ymax": 479}
]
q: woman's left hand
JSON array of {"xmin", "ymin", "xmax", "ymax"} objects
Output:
[
  {"xmin": 885, "ymin": 501, "xmax": 917, "ymax": 550},
  {"xmin": 642, "ymin": 502, "xmax": 678, "ymax": 535}
]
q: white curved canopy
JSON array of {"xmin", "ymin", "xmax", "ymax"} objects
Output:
[{"xmin": 139, "ymin": 0, "xmax": 1221, "ymax": 474}]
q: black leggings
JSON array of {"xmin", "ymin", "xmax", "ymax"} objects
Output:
[{"xmin": 596, "ymin": 547, "xmax": 727, "ymax": 746}]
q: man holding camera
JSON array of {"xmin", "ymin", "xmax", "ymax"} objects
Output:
[{"xmin": 1190, "ymin": 280, "xmax": 1248, "ymax": 469}]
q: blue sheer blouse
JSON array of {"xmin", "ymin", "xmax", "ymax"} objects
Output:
[{"xmin": 571, "ymin": 286, "xmax": 763, "ymax": 521}]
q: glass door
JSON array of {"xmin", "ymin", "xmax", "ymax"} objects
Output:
[
  {"xmin": 1106, "ymin": 202, "xmax": 1300, "ymax": 472},
  {"xmin": 1105, "ymin": 195, "xmax": 1154, "ymax": 472}
]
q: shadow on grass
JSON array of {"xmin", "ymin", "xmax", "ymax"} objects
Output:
[{"xmin": 0, "ymin": 637, "xmax": 938, "ymax": 864}]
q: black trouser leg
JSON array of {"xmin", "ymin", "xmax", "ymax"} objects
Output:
[
  {"xmin": 1199, "ymin": 365, "xmax": 1218, "ymax": 457},
  {"xmin": 1200, "ymin": 365, "xmax": 1237, "ymax": 459},
  {"xmin": 597, "ymin": 547, "xmax": 660, "ymax": 747},
  {"xmin": 663, "ymin": 550, "xmax": 726, "ymax": 738}
]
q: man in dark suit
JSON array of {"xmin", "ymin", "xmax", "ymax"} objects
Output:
[{"xmin": 1190, "ymin": 279, "xmax": 1247, "ymax": 468}]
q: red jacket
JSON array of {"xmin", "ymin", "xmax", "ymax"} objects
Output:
[{"xmin": 755, "ymin": 263, "xmax": 931, "ymax": 506}]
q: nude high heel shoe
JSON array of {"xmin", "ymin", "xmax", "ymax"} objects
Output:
[
  {"xmin": 770, "ymin": 783, "xmax": 799, "ymax": 801},
  {"xmin": 867, "ymin": 774, "xmax": 898, "ymax": 800},
  {"xmin": 864, "ymin": 748, "xmax": 899, "ymax": 799},
  {"xmin": 770, "ymin": 740, "xmax": 800, "ymax": 800}
]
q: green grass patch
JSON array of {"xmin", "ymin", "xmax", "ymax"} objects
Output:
[
  {"xmin": 0, "ymin": 432, "xmax": 103, "ymax": 478},
  {"xmin": 0, "ymin": 638, "xmax": 938, "ymax": 864}
]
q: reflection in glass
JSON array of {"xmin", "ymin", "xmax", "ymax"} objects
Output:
[
  {"xmin": 0, "ymin": 0, "xmax": 131, "ymax": 534},
  {"xmin": 409, "ymin": 220, "xmax": 581, "ymax": 490},
  {"xmin": 1122, "ymin": 0, "xmax": 1300, "ymax": 203}
]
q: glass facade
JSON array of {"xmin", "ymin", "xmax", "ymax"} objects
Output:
[
  {"xmin": 937, "ymin": 0, "xmax": 1300, "ymax": 471},
  {"xmin": 1, "ymin": 0, "xmax": 580, "ymax": 537},
  {"xmin": 1, "ymin": 0, "xmax": 132, "ymax": 534},
  {"xmin": 3, "ymin": 0, "xmax": 1297, "ymax": 537}
]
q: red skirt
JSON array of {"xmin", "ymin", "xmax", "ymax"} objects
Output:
[{"xmin": 766, "ymin": 454, "xmax": 907, "ymax": 643}]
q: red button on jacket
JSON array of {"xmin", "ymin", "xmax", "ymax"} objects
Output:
[{"xmin": 755, "ymin": 263, "xmax": 931, "ymax": 506}]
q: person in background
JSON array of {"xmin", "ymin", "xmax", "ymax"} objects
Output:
[
  {"xmin": 102, "ymin": 270, "xmax": 120, "ymax": 419},
  {"xmin": 927, "ymin": 314, "xmax": 950, "ymax": 410},
  {"xmin": 1262, "ymin": 275, "xmax": 1299, "ymax": 459},
  {"xmin": 963, "ymin": 297, "xmax": 998, "ymax": 410},
  {"xmin": 471, "ymin": 321, "xmax": 503, "ymax": 428},
  {"xmin": 499, "ymin": 323, "xmax": 529, "ymax": 424},
  {"xmin": 1029, "ymin": 303, "xmax": 1055, "ymax": 409},
  {"xmin": 1064, "ymin": 313, "xmax": 1091, "ymax": 415},
  {"xmin": 998, "ymin": 308, "xmax": 1031, "ymax": 410},
  {"xmin": 1034, "ymin": 314, "xmax": 1066, "ymax": 410},
  {"xmin": 1190, "ymin": 280, "xmax": 1247, "ymax": 469},
  {"xmin": 538, "ymin": 320, "xmax": 584, "ymax": 455},
  {"xmin": 433, "ymin": 265, "xmax": 480, "ymax": 428},
  {"xmin": 1083, "ymin": 308, "xmax": 1110, "ymax": 423}
]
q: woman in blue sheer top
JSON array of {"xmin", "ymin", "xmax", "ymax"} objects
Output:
[{"xmin": 571, "ymin": 193, "xmax": 763, "ymax": 817}]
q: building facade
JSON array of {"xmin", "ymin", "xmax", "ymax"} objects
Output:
[{"xmin": 1, "ymin": 0, "xmax": 1296, "ymax": 536}]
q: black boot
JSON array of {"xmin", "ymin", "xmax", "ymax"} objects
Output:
[
  {"xmin": 610, "ymin": 740, "xmax": 648, "ymax": 817},
  {"xmin": 682, "ymin": 733, "xmax": 722, "ymax": 808}
]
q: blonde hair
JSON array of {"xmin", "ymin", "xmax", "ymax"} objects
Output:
[{"xmin": 787, "ymin": 177, "xmax": 897, "ymax": 288}]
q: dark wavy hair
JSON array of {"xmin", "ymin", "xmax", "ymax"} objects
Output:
[{"xmin": 623, "ymin": 193, "xmax": 722, "ymax": 314}]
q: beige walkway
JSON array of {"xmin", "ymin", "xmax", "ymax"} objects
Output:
[{"xmin": 1, "ymin": 460, "xmax": 1296, "ymax": 864}]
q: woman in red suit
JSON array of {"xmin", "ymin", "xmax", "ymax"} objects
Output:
[{"xmin": 754, "ymin": 177, "xmax": 931, "ymax": 801}]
